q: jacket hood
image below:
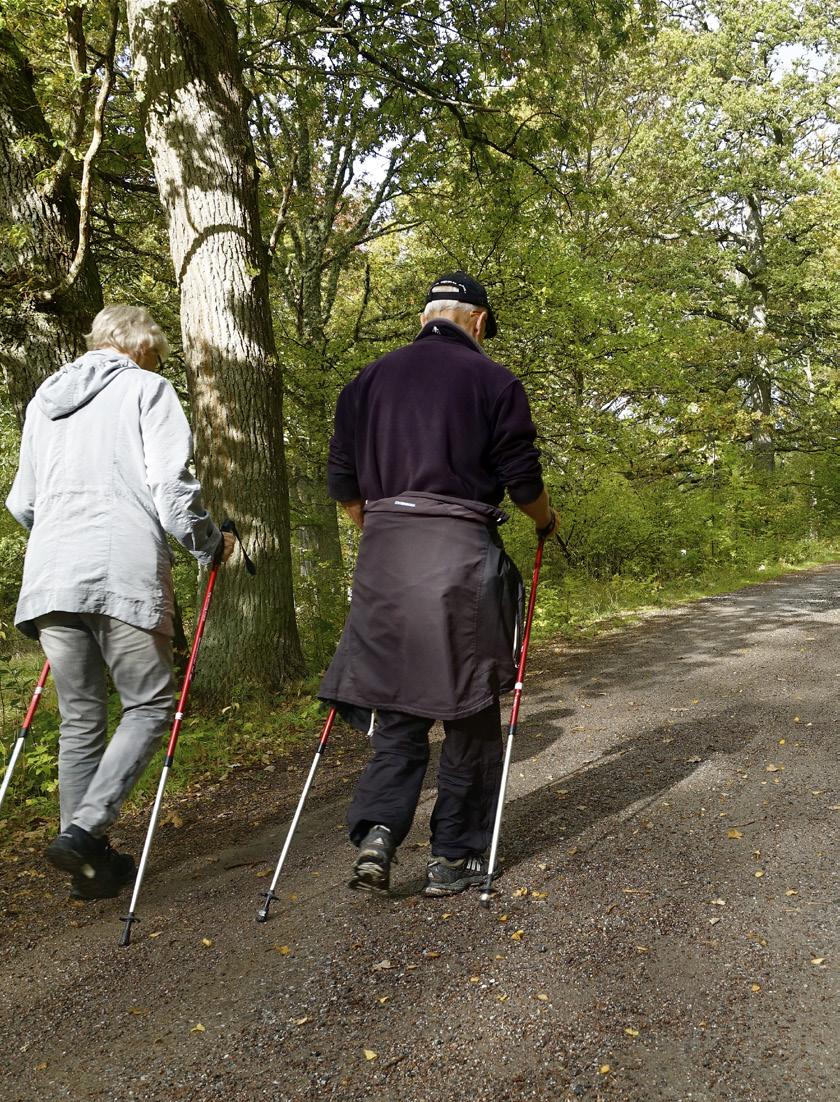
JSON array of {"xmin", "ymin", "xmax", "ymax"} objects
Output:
[{"xmin": 35, "ymin": 349, "xmax": 138, "ymax": 420}]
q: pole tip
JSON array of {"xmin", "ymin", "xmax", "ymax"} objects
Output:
[
  {"xmin": 119, "ymin": 914, "xmax": 136, "ymax": 947},
  {"xmin": 256, "ymin": 910, "xmax": 269, "ymax": 924},
  {"xmin": 478, "ymin": 893, "xmax": 491, "ymax": 909}
]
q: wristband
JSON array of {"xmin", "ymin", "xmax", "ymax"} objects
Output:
[{"xmin": 536, "ymin": 511, "xmax": 556, "ymax": 540}]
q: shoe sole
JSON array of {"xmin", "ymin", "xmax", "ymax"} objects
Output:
[
  {"xmin": 423, "ymin": 867, "xmax": 502, "ymax": 897},
  {"xmin": 71, "ymin": 869, "xmax": 134, "ymax": 901},
  {"xmin": 423, "ymin": 875, "xmax": 485, "ymax": 897},
  {"xmin": 348, "ymin": 857, "xmax": 390, "ymax": 895}
]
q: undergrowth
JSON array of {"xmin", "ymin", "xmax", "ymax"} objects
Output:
[{"xmin": 2, "ymin": 535, "xmax": 839, "ymax": 840}]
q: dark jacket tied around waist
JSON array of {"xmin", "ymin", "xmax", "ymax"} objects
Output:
[{"xmin": 318, "ymin": 493, "xmax": 523, "ymax": 726}]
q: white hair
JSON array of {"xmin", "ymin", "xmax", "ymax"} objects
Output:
[
  {"xmin": 85, "ymin": 304, "xmax": 170, "ymax": 361},
  {"xmin": 421, "ymin": 298, "xmax": 484, "ymax": 326}
]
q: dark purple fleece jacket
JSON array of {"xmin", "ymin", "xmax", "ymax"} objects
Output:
[{"xmin": 327, "ymin": 320, "xmax": 544, "ymax": 507}]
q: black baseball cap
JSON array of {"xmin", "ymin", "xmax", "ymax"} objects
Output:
[{"xmin": 425, "ymin": 271, "xmax": 497, "ymax": 338}]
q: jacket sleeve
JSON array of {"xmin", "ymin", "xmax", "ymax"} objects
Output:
[
  {"xmin": 327, "ymin": 381, "xmax": 362, "ymax": 502},
  {"xmin": 139, "ymin": 378, "xmax": 222, "ymax": 565},
  {"xmin": 487, "ymin": 379, "xmax": 545, "ymax": 505},
  {"xmin": 6, "ymin": 407, "xmax": 37, "ymax": 531}
]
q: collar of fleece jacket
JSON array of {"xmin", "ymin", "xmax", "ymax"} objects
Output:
[{"xmin": 414, "ymin": 319, "xmax": 486, "ymax": 356}]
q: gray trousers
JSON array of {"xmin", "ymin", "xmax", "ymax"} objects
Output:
[{"xmin": 35, "ymin": 612, "xmax": 174, "ymax": 837}]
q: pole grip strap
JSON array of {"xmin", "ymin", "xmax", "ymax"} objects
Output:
[{"xmin": 221, "ymin": 518, "xmax": 257, "ymax": 575}]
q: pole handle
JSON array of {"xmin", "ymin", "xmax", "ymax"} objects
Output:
[{"xmin": 220, "ymin": 518, "xmax": 257, "ymax": 575}]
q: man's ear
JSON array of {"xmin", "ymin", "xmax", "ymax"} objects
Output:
[{"xmin": 418, "ymin": 313, "xmax": 426, "ymax": 330}]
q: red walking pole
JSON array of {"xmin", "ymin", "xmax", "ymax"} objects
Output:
[
  {"xmin": 120, "ymin": 521, "xmax": 255, "ymax": 946},
  {"xmin": 479, "ymin": 538, "xmax": 545, "ymax": 908},
  {"xmin": 0, "ymin": 660, "xmax": 51, "ymax": 815}
]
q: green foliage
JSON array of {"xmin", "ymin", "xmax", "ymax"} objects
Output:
[{"xmin": 2, "ymin": 0, "xmax": 839, "ymax": 705}]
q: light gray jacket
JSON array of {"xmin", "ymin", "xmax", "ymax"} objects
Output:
[{"xmin": 6, "ymin": 349, "xmax": 222, "ymax": 638}]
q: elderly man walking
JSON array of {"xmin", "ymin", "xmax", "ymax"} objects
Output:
[
  {"xmin": 6, "ymin": 304, "xmax": 233, "ymax": 900},
  {"xmin": 320, "ymin": 273, "xmax": 556, "ymax": 897}
]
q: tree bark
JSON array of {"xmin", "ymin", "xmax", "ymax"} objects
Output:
[
  {"xmin": 126, "ymin": 0, "xmax": 304, "ymax": 696},
  {"xmin": 0, "ymin": 28, "xmax": 102, "ymax": 420},
  {"xmin": 744, "ymin": 193, "xmax": 774, "ymax": 474}
]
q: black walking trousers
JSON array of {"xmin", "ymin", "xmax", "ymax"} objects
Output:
[{"xmin": 347, "ymin": 701, "xmax": 503, "ymax": 860}]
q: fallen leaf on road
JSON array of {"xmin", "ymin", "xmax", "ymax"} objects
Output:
[
  {"xmin": 830, "ymin": 806, "xmax": 840, "ymax": 812},
  {"xmin": 811, "ymin": 957, "xmax": 826, "ymax": 966},
  {"xmin": 498, "ymin": 914, "xmax": 509, "ymax": 923},
  {"xmin": 148, "ymin": 932, "xmax": 162, "ymax": 939},
  {"xmin": 754, "ymin": 870, "xmax": 765, "ymax": 878},
  {"xmin": 190, "ymin": 1023, "xmax": 206, "ymax": 1033},
  {"xmin": 765, "ymin": 764, "xmax": 783, "ymax": 773},
  {"xmin": 512, "ymin": 887, "xmax": 528, "ymax": 898},
  {"xmin": 536, "ymin": 993, "xmax": 549, "ymax": 1002},
  {"xmin": 635, "ymin": 946, "xmax": 650, "ymax": 953},
  {"xmin": 531, "ymin": 891, "xmax": 548, "ymax": 900},
  {"xmin": 372, "ymin": 959, "xmax": 393, "ymax": 971},
  {"xmin": 162, "ymin": 811, "xmax": 184, "ymax": 829},
  {"xmin": 377, "ymin": 996, "xmax": 390, "ymax": 1004},
  {"xmin": 293, "ymin": 1016, "xmax": 311, "ymax": 1025},
  {"xmin": 363, "ymin": 1049, "xmax": 378, "ymax": 1061},
  {"xmin": 624, "ymin": 1027, "xmax": 640, "ymax": 1037},
  {"xmin": 469, "ymin": 976, "xmax": 480, "ymax": 984},
  {"xmin": 727, "ymin": 830, "xmax": 743, "ymax": 840},
  {"xmin": 497, "ymin": 994, "xmax": 508, "ymax": 1002},
  {"xmin": 710, "ymin": 898, "xmax": 726, "ymax": 906},
  {"xmin": 129, "ymin": 1007, "xmax": 148, "ymax": 1016},
  {"xmin": 751, "ymin": 984, "xmax": 761, "ymax": 992},
  {"xmin": 709, "ymin": 917, "xmax": 721, "ymax": 926},
  {"xmin": 511, "ymin": 929, "xmax": 525, "ymax": 941},
  {"xmin": 441, "ymin": 913, "xmax": 452, "ymax": 921},
  {"xmin": 687, "ymin": 756, "xmax": 702, "ymax": 764},
  {"xmin": 35, "ymin": 1063, "xmax": 47, "ymax": 1071},
  {"xmin": 201, "ymin": 938, "xmax": 213, "ymax": 948},
  {"xmin": 785, "ymin": 889, "xmax": 799, "ymax": 897},
  {"xmin": 274, "ymin": 945, "xmax": 291, "ymax": 955},
  {"xmin": 423, "ymin": 950, "xmax": 441, "ymax": 959},
  {"xmin": 599, "ymin": 1065, "xmax": 611, "ymax": 1075}
]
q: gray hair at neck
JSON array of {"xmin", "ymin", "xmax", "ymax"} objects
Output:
[{"xmin": 421, "ymin": 299, "xmax": 482, "ymax": 328}]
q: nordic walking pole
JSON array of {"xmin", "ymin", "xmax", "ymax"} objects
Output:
[
  {"xmin": 0, "ymin": 660, "xmax": 50, "ymax": 815},
  {"xmin": 256, "ymin": 705, "xmax": 337, "ymax": 923},
  {"xmin": 119, "ymin": 520, "xmax": 255, "ymax": 947},
  {"xmin": 479, "ymin": 537, "xmax": 545, "ymax": 909}
]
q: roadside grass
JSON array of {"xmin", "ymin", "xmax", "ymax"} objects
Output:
[
  {"xmin": 532, "ymin": 537, "xmax": 840, "ymax": 640},
  {"xmin": 2, "ymin": 536, "xmax": 839, "ymax": 844},
  {"xmin": 0, "ymin": 664, "xmax": 325, "ymax": 844}
]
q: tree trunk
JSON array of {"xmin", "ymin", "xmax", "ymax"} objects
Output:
[
  {"xmin": 0, "ymin": 28, "xmax": 102, "ymax": 420},
  {"xmin": 126, "ymin": 0, "xmax": 304, "ymax": 696},
  {"xmin": 744, "ymin": 193, "xmax": 774, "ymax": 474},
  {"xmin": 292, "ymin": 456, "xmax": 348, "ymax": 666}
]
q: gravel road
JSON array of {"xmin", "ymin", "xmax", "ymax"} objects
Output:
[{"xmin": 1, "ymin": 566, "xmax": 838, "ymax": 1102}]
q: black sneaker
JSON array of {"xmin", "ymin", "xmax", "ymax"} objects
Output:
[
  {"xmin": 47, "ymin": 825, "xmax": 135, "ymax": 900},
  {"xmin": 71, "ymin": 849, "xmax": 136, "ymax": 901},
  {"xmin": 349, "ymin": 825, "xmax": 396, "ymax": 895},
  {"xmin": 423, "ymin": 854, "xmax": 498, "ymax": 897}
]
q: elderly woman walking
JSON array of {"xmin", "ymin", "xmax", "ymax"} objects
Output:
[{"xmin": 6, "ymin": 305, "xmax": 233, "ymax": 900}]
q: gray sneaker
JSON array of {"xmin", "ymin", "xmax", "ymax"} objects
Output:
[
  {"xmin": 349, "ymin": 825, "xmax": 396, "ymax": 894},
  {"xmin": 423, "ymin": 854, "xmax": 497, "ymax": 897}
]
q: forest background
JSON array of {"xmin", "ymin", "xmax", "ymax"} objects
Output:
[{"xmin": 0, "ymin": 0, "xmax": 838, "ymax": 824}]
